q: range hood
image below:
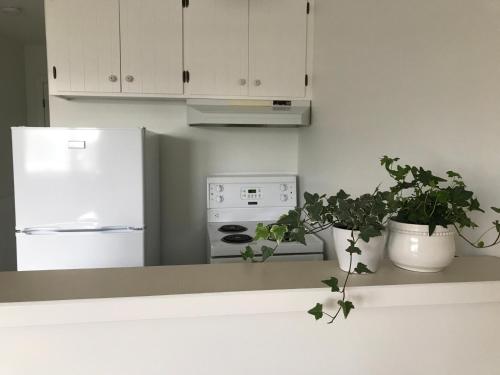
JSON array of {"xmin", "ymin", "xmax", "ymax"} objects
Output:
[{"xmin": 187, "ymin": 99, "xmax": 311, "ymax": 127}]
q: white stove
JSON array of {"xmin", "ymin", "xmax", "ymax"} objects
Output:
[{"xmin": 206, "ymin": 175, "xmax": 324, "ymax": 263}]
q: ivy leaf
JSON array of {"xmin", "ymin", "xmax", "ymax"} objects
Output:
[
  {"xmin": 447, "ymin": 171, "xmax": 462, "ymax": 179},
  {"xmin": 308, "ymin": 303, "xmax": 323, "ymax": 320},
  {"xmin": 346, "ymin": 245, "xmax": 361, "ymax": 255},
  {"xmin": 261, "ymin": 245, "xmax": 275, "ymax": 261},
  {"xmin": 338, "ymin": 300, "xmax": 355, "ymax": 318},
  {"xmin": 354, "ymin": 262, "xmax": 373, "ymax": 274},
  {"xmin": 321, "ymin": 277, "xmax": 340, "ymax": 292},
  {"xmin": 336, "ymin": 189, "xmax": 350, "ymax": 200},
  {"xmin": 469, "ymin": 198, "xmax": 483, "ymax": 212},
  {"xmin": 270, "ymin": 225, "xmax": 287, "ymax": 244},
  {"xmin": 304, "ymin": 192, "xmax": 320, "ymax": 205},
  {"xmin": 359, "ymin": 225, "xmax": 381, "ymax": 242},
  {"xmin": 494, "ymin": 220, "xmax": 500, "ymax": 233},
  {"xmin": 277, "ymin": 209, "xmax": 301, "ymax": 228},
  {"xmin": 428, "ymin": 223, "xmax": 437, "ymax": 236},
  {"xmin": 290, "ymin": 226, "xmax": 306, "ymax": 245},
  {"xmin": 492, "ymin": 207, "xmax": 500, "ymax": 214},
  {"xmin": 241, "ymin": 246, "xmax": 255, "ymax": 261},
  {"xmin": 254, "ymin": 223, "xmax": 270, "ymax": 241}
]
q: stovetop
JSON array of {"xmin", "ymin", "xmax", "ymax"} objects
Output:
[{"xmin": 208, "ymin": 221, "xmax": 324, "ymax": 258}]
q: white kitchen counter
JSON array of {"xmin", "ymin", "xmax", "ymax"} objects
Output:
[{"xmin": 1, "ymin": 256, "xmax": 500, "ymax": 328}]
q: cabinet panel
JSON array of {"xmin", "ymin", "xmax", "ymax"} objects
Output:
[
  {"xmin": 249, "ymin": 0, "xmax": 308, "ymax": 97},
  {"xmin": 184, "ymin": 0, "xmax": 249, "ymax": 96},
  {"xmin": 120, "ymin": 0, "xmax": 183, "ymax": 94},
  {"xmin": 45, "ymin": 0, "xmax": 121, "ymax": 94}
]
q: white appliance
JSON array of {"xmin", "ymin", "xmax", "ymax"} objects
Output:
[
  {"xmin": 207, "ymin": 175, "xmax": 324, "ymax": 263},
  {"xmin": 187, "ymin": 99, "xmax": 311, "ymax": 127},
  {"xmin": 11, "ymin": 127, "xmax": 160, "ymax": 271}
]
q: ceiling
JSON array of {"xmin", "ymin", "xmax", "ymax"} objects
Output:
[{"xmin": 0, "ymin": 0, "xmax": 45, "ymax": 44}]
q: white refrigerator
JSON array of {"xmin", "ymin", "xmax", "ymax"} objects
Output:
[{"xmin": 11, "ymin": 127, "xmax": 160, "ymax": 271}]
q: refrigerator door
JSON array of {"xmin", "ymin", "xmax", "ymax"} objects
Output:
[
  {"xmin": 12, "ymin": 127, "xmax": 144, "ymax": 230},
  {"xmin": 16, "ymin": 229, "xmax": 144, "ymax": 271}
]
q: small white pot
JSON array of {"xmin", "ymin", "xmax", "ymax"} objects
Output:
[
  {"xmin": 387, "ymin": 220, "xmax": 456, "ymax": 272},
  {"xmin": 332, "ymin": 226, "xmax": 387, "ymax": 273}
]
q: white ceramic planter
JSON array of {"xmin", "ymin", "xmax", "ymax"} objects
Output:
[
  {"xmin": 387, "ymin": 220, "xmax": 456, "ymax": 272},
  {"xmin": 332, "ymin": 226, "xmax": 387, "ymax": 273}
]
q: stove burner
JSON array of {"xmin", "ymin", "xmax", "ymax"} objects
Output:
[
  {"xmin": 222, "ymin": 234, "xmax": 253, "ymax": 244},
  {"xmin": 218, "ymin": 224, "xmax": 248, "ymax": 233}
]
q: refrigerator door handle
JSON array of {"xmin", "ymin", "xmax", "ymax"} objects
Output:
[{"xmin": 20, "ymin": 226, "xmax": 144, "ymax": 235}]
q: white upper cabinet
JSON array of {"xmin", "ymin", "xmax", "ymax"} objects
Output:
[
  {"xmin": 45, "ymin": 0, "xmax": 311, "ymax": 98},
  {"xmin": 45, "ymin": 0, "xmax": 121, "ymax": 94},
  {"xmin": 120, "ymin": 0, "xmax": 183, "ymax": 95},
  {"xmin": 249, "ymin": 0, "xmax": 309, "ymax": 98},
  {"xmin": 184, "ymin": 0, "xmax": 249, "ymax": 96}
]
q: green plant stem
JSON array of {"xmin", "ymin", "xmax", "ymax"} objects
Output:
[
  {"xmin": 327, "ymin": 231, "xmax": 355, "ymax": 324},
  {"xmin": 453, "ymin": 224, "xmax": 500, "ymax": 249}
]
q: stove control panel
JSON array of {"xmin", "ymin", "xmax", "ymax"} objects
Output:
[
  {"xmin": 207, "ymin": 176, "xmax": 297, "ymax": 209},
  {"xmin": 240, "ymin": 187, "xmax": 263, "ymax": 200}
]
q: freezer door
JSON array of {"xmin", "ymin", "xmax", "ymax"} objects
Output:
[
  {"xmin": 11, "ymin": 127, "xmax": 144, "ymax": 230},
  {"xmin": 16, "ymin": 230, "xmax": 145, "ymax": 271}
]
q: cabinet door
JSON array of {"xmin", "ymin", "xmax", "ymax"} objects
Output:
[
  {"xmin": 249, "ymin": 0, "xmax": 308, "ymax": 97},
  {"xmin": 184, "ymin": 0, "xmax": 249, "ymax": 96},
  {"xmin": 45, "ymin": 0, "xmax": 121, "ymax": 94},
  {"xmin": 120, "ymin": 0, "xmax": 183, "ymax": 94}
]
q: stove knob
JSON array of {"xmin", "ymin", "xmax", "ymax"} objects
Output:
[
  {"xmin": 280, "ymin": 184, "xmax": 287, "ymax": 192},
  {"xmin": 216, "ymin": 196, "xmax": 224, "ymax": 203},
  {"xmin": 216, "ymin": 185, "xmax": 224, "ymax": 193},
  {"xmin": 280, "ymin": 194, "xmax": 288, "ymax": 202}
]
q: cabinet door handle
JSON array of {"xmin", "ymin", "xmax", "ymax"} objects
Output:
[
  {"xmin": 239, "ymin": 78, "xmax": 247, "ymax": 86},
  {"xmin": 254, "ymin": 79, "xmax": 261, "ymax": 86},
  {"xmin": 108, "ymin": 74, "xmax": 118, "ymax": 82},
  {"xmin": 125, "ymin": 75, "xmax": 134, "ymax": 83}
]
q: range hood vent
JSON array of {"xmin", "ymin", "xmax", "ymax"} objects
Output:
[{"xmin": 187, "ymin": 99, "xmax": 311, "ymax": 127}]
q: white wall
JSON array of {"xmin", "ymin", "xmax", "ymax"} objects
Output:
[
  {"xmin": 0, "ymin": 34, "xmax": 26, "ymax": 270},
  {"xmin": 24, "ymin": 44, "xmax": 49, "ymax": 126},
  {"xmin": 49, "ymin": 97, "xmax": 299, "ymax": 264},
  {"xmin": 301, "ymin": 0, "xmax": 500, "ymax": 256},
  {"xmin": 1, "ymin": 302, "xmax": 499, "ymax": 374}
]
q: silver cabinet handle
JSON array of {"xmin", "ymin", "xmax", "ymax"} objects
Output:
[
  {"xmin": 108, "ymin": 74, "xmax": 118, "ymax": 82},
  {"xmin": 125, "ymin": 75, "xmax": 134, "ymax": 83},
  {"xmin": 254, "ymin": 79, "xmax": 261, "ymax": 86},
  {"xmin": 239, "ymin": 78, "xmax": 247, "ymax": 86}
]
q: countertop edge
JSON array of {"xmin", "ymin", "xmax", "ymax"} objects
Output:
[{"xmin": 1, "ymin": 280, "xmax": 500, "ymax": 328}]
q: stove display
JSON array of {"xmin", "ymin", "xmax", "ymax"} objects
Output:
[
  {"xmin": 218, "ymin": 224, "xmax": 248, "ymax": 233},
  {"xmin": 221, "ymin": 234, "xmax": 253, "ymax": 244}
]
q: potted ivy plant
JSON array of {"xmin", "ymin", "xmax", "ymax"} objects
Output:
[
  {"xmin": 241, "ymin": 187, "xmax": 392, "ymax": 324},
  {"xmin": 381, "ymin": 156, "xmax": 500, "ymax": 272}
]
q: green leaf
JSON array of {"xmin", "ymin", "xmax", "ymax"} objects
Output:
[
  {"xmin": 492, "ymin": 207, "xmax": 500, "ymax": 214},
  {"xmin": 241, "ymin": 246, "xmax": 254, "ymax": 261},
  {"xmin": 321, "ymin": 277, "xmax": 340, "ymax": 292},
  {"xmin": 254, "ymin": 223, "xmax": 270, "ymax": 241},
  {"xmin": 447, "ymin": 171, "xmax": 462, "ymax": 179},
  {"xmin": 261, "ymin": 245, "xmax": 275, "ymax": 261},
  {"xmin": 338, "ymin": 300, "xmax": 355, "ymax": 319},
  {"xmin": 277, "ymin": 209, "xmax": 301, "ymax": 228},
  {"xmin": 270, "ymin": 225, "xmax": 287, "ymax": 244},
  {"xmin": 477, "ymin": 241, "xmax": 485, "ymax": 248},
  {"xmin": 354, "ymin": 262, "xmax": 373, "ymax": 274},
  {"xmin": 336, "ymin": 189, "xmax": 350, "ymax": 200},
  {"xmin": 346, "ymin": 245, "xmax": 361, "ymax": 255},
  {"xmin": 359, "ymin": 226, "xmax": 381, "ymax": 243},
  {"xmin": 308, "ymin": 303, "xmax": 323, "ymax": 320},
  {"xmin": 494, "ymin": 220, "xmax": 500, "ymax": 233},
  {"xmin": 290, "ymin": 226, "xmax": 306, "ymax": 245}
]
